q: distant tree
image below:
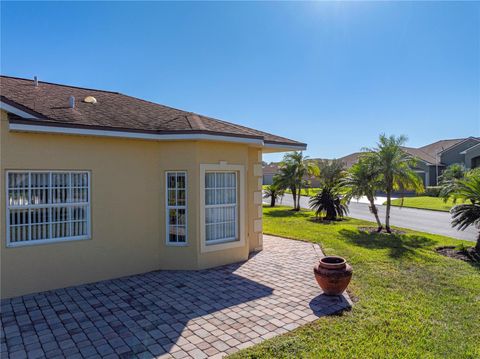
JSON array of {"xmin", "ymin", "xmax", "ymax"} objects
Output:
[
  {"xmin": 343, "ymin": 158, "xmax": 383, "ymax": 231},
  {"xmin": 263, "ymin": 183, "xmax": 284, "ymax": 207},
  {"xmin": 364, "ymin": 134, "xmax": 424, "ymax": 233},
  {"xmin": 275, "ymin": 152, "xmax": 319, "ymax": 211},
  {"xmin": 439, "ymin": 163, "xmax": 467, "ymax": 200},
  {"xmin": 439, "ymin": 163, "xmax": 466, "ymax": 184}
]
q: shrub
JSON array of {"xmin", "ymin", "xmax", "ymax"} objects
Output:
[{"xmin": 424, "ymin": 186, "xmax": 442, "ymax": 197}]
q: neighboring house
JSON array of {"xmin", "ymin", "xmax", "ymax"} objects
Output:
[
  {"xmin": 262, "ymin": 161, "xmax": 323, "ymax": 187},
  {"xmin": 337, "ymin": 137, "xmax": 480, "ymax": 186},
  {"xmin": 262, "ymin": 164, "xmax": 279, "ymax": 185},
  {"xmin": 0, "ymin": 75, "xmax": 306, "ymax": 298}
]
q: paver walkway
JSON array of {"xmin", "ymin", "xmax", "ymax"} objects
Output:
[{"xmin": 1, "ymin": 235, "xmax": 351, "ymax": 359}]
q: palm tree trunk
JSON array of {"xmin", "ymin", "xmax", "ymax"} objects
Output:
[
  {"xmin": 291, "ymin": 187, "xmax": 298, "ymax": 211},
  {"xmin": 270, "ymin": 194, "xmax": 276, "ymax": 207},
  {"xmin": 385, "ymin": 190, "xmax": 391, "ymax": 233},
  {"xmin": 296, "ymin": 185, "xmax": 302, "ymax": 211},
  {"xmin": 367, "ymin": 195, "xmax": 383, "ymax": 231}
]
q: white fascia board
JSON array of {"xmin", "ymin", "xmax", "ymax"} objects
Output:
[
  {"xmin": 0, "ymin": 101, "xmax": 39, "ymax": 119},
  {"xmin": 460, "ymin": 142, "xmax": 480, "ymax": 154},
  {"xmin": 439, "ymin": 137, "xmax": 480, "ymax": 154},
  {"xmin": 263, "ymin": 142, "xmax": 307, "ymax": 152},
  {"xmin": 9, "ymin": 122, "xmax": 265, "ymax": 145}
]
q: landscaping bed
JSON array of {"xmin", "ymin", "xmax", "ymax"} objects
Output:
[
  {"xmin": 230, "ymin": 206, "xmax": 480, "ymax": 358},
  {"xmin": 436, "ymin": 246, "xmax": 480, "ymax": 263}
]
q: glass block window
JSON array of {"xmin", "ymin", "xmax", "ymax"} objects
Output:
[
  {"xmin": 6, "ymin": 171, "xmax": 90, "ymax": 246},
  {"xmin": 166, "ymin": 172, "xmax": 187, "ymax": 245},
  {"xmin": 205, "ymin": 172, "xmax": 237, "ymax": 244}
]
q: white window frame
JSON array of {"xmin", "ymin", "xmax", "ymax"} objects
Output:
[
  {"xmin": 165, "ymin": 171, "xmax": 188, "ymax": 246},
  {"xmin": 5, "ymin": 170, "xmax": 91, "ymax": 247},
  {"xmin": 200, "ymin": 164, "xmax": 245, "ymax": 253}
]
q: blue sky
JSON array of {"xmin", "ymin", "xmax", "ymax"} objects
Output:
[{"xmin": 1, "ymin": 1, "xmax": 478, "ymax": 162}]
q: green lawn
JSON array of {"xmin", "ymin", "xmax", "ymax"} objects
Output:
[
  {"xmin": 262, "ymin": 185, "xmax": 320, "ymax": 197},
  {"xmin": 285, "ymin": 188, "xmax": 320, "ymax": 197},
  {"xmin": 230, "ymin": 206, "xmax": 479, "ymax": 358},
  {"xmin": 388, "ymin": 196, "xmax": 456, "ymax": 212}
]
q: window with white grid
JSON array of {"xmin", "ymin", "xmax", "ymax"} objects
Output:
[
  {"xmin": 6, "ymin": 171, "xmax": 90, "ymax": 247},
  {"xmin": 205, "ymin": 172, "xmax": 237, "ymax": 244},
  {"xmin": 166, "ymin": 171, "xmax": 187, "ymax": 245}
]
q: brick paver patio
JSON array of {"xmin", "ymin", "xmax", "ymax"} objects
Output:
[{"xmin": 1, "ymin": 235, "xmax": 351, "ymax": 359}]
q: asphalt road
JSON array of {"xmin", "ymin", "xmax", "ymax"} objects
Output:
[{"xmin": 269, "ymin": 193, "xmax": 477, "ymax": 242}]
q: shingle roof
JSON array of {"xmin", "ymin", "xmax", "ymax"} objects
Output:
[
  {"xmin": 0, "ymin": 75, "xmax": 305, "ymax": 148},
  {"xmin": 337, "ymin": 152, "xmax": 362, "ymax": 168},
  {"xmin": 418, "ymin": 139, "xmax": 466, "ymax": 161},
  {"xmin": 335, "ymin": 138, "xmax": 477, "ymax": 167},
  {"xmin": 400, "ymin": 146, "xmax": 438, "ymax": 165}
]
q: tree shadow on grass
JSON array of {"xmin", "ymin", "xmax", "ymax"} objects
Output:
[
  {"xmin": 264, "ymin": 208, "xmax": 311, "ymax": 218},
  {"xmin": 306, "ymin": 217, "xmax": 349, "ymax": 225},
  {"xmin": 339, "ymin": 229, "xmax": 437, "ymax": 259}
]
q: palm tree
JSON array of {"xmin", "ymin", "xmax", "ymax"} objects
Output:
[
  {"xmin": 308, "ymin": 159, "xmax": 347, "ymax": 221},
  {"xmin": 342, "ymin": 158, "xmax": 383, "ymax": 231},
  {"xmin": 263, "ymin": 183, "xmax": 284, "ymax": 207},
  {"xmin": 316, "ymin": 159, "xmax": 345, "ymax": 188},
  {"xmin": 439, "ymin": 163, "xmax": 466, "ymax": 200},
  {"xmin": 445, "ymin": 172, "xmax": 480, "ymax": 251},
  {"xmin": 365, "ymin": 134, "xmax": 424, "ymax": 233},
  {"xmin": 274, "ymin": 161, "xmax": 299, "ymax": 210},
  {"xmin": 309, "ymin": 185, "xmax": 348, "ymax": 221},
  {"xmin": 276, "ymin": 151, "xmax": 319, "ymax": 211}
]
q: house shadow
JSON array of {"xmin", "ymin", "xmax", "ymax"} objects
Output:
[
  {"xmin": 2, "ymin": 260, "xmax": 274, "ymax": 359},
  {"xmin": 1, "ymin": 243, "xmax": 348, "ymax": 358},
  {"xmin": 339, "ymin": 229, "xmax": 437, "ymax": 259}
]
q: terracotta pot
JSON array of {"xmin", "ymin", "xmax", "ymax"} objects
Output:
[{"xmin": 313, "ymin": 256, "xmax": 352, "ymax": 295}]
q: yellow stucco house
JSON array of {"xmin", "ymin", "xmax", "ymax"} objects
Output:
[{"xmin": 0, "ymin": 75, "xmax": 306, "ymax": 299}]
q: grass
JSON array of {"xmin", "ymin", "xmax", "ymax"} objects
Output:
[
  {"xmin": 262, "ymin": 185, "xmax": 320, "ymax": 197},
  {"xmin": 387, "ymin": 196, "xmax": 456, "ymax": 212},
  {"xmin": 284, "ymin": 188, "xmax": 320, "ymax": 197},
  {"xmin": 230, "ymin": 206, "xmax": 480, "ymax": 358}
]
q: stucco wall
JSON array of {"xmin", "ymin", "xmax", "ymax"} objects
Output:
[
  {"xmin": 464, "ymin": 145, "xmax": 480, "ymax": 169},
  {"xmin": 440, "ymin": 139, "xmax": 478, "ymax": 166},
  {"xmin": 0, "ymin": 111, "xmax": 262, "ymax": 298}
]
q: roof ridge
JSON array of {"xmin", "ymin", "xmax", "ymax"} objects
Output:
[
  {"xmin": 1, "ymin": 75, "xmax": 306, "ymax": 148},
  {"xmin": 418, "ymin": 138, "xmax": 468, "ymax": 149},
  {"xmin": 0, "ymin": 75, "xmax": 120, "ymax": 94}
]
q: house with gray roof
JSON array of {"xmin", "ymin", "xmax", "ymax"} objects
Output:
[{"xmin": 338, "ymin": 137, "xmax": 480, "ymax": 186}]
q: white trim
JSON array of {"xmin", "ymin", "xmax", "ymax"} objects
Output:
[
  {"xmin": 439, "ymin": 137, "xmax": 480, "ymax": 154},
  {"xmin": 263, "ymin": 142, "xmax": 307, "ymax": 151},
  {"xmin": 5, "ymin": 170, "xmax": 91, "ymax": 247},
  {"xmin": 9, "ymin": 123, "xmax": 264, "ymax": 145},
  {"xmin": 200, "ymin": 164, "xmax": 245, "ymax": 253},
  {"xmin": 8, "ymin": 122, "xmax": 307, "ymax": 151},
  {"xmin": 460, "ymin": 142, "xmax": 480, "ymax": 154},
  {"xmin": 0, "ymin": 101, "xmax": 39, "ymax": 119},
  {"xmin": 165, "ymin": 171, "xmax": 188, "ymax": 246}
]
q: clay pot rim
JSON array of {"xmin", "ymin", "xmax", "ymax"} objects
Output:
[{"xmin": 318, "ymin": 256, "xmax": 346, "ymax": 269}]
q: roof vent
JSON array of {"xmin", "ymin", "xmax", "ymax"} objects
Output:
[
  {"xmin": 69, "ymin": 96, "xmax": 75, "ymax": 109},
  {"xmin": 34, "ymin": 76, "xmax": 38, "ymax": 87},
  {"xmin": 83, "ymin": 96, "xmax": 97, "ymax": 104}
]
